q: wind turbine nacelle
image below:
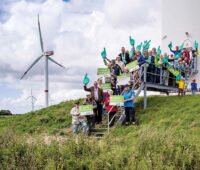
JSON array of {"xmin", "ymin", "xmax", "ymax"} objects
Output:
[{"xmin": 44, "ymin": 51, "xmax": 54, "ymax": 56}]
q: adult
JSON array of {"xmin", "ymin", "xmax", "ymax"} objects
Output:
[
  {"xmin": 104, "ymin": 90, "xmax": 118, "ymax": 126},
  {"xmin": 189, "ymin": 47, "xmax": 198, "ymax": 70},
  {"xmin": 116, "ymin": 56, "xmax": 125, "ymax": 73},
  {"xmin": 122, "ymin": 84, "xmax": 136, "ymax": 125},
  {"xmin": 148, "ymin": 50, "xmax": 155, "ymax": 83},
  {"xmin": 136, "ymin": 50, "xmax": 145, "ymax": 81},
  {"xmin": 84, "ymin": 81, "xmax": 104, "ymax": 123},
  {"xmin": 119, "ymin": 47, "xmax": 131, "ymax": 65},
  {"xmin": 191, "ymin": 79, "xmax": 198, "ymax": 95},
  {"xmin": 70, "ymin": 101, "xmax": 87, "ymax": 135},
  {"xmin": 170, "ymin": 46, "xmax": 182, "ymax": 56},
  {"xmin": 83, "ymin": 94, "xmax": 97, "ymax": 134}
]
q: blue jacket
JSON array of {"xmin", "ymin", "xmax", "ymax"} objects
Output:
[
  {"xmin": 170, "ymin": 49, "xmax": 181, "ymax": 55},
  {"xmin": 191, "ymin": 83, "xmax": 197, "ymax": 90},
  {"xmin": 137, "ymin": 55, "xmax": 145, "ymax": 66}
]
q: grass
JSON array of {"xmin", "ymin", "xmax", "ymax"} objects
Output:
[{"xmin": 0, "ymin": 95, "xmax": 200, "ymax": 169}]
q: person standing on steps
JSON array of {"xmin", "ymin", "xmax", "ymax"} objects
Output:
[
  {"xmin": 122, "ymin": 84, "xmax": 136, "ymax": 125},
  {"xmin": 70, "ymin": 101, "xmax": 87, "ymax": 135},
  {"xmin": 104, "ymin": 90, "xmax": 118, "ymax": 127},
  {"xmin": 84, "ymin": 81, "xmax": 104, "ymax": 124},
  {"xmin": 83, "ymin": 94, "xmax": 97, "ymax": 135}
]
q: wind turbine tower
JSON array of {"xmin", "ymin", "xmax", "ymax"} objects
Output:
[{"xmin": 21, "ymin": 14, "xmax": 66, "ymax": 107}]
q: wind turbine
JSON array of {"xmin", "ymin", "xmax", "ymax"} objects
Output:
[
  {"xmin": 26, "ymin": 89, "xmax": 37, "ymax": 112},
  {"xmin": 21, "ymin": 14, "xmax": 66, "ymax": 107}
]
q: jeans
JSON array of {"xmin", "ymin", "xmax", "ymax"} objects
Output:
[
  {"xmin": 73, "ymin": 121, "xmax": 87, "ymax": 135},
  {"xmin": 125, "ymin": 107, "xmax": 135, "ymax": 123},
  {"xmin": 192, "ymin": 89, "xmax": 196, "ymax": 95},
  {"xmin": 94, "ymin": 101, "xmax": 103, "ymax": 123},
  {"xmin": 86, "ymin": 116, "xmax": 95, "ymax": 133}
]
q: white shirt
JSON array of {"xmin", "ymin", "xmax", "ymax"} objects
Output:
[{"xmin": 94, "ymin": 87, "xmax": 99, "ymax": 101}]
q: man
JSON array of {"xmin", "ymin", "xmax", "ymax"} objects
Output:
[
  {"xmin": 84, "ymin": 81, "xmax": 104, "ymax": 123},
  {"xmin": 70, "ymin": 101, "xmax": 87, "ymax": 135},
  {"xmin": 83, "ymin": 94, "xmax": 97, "ymax": 134},
  {"xmin": 170, "ymin": 46, "xmax": 182, "ymax": 56},
  {"xmin": 122, "ymin": 84, "xmax": 136, "ymax": 125},
  {"xmin": 119, "ymin": 47, "xmax": 131, "ymax": 65},
  {"xmin": 148, "ymin": 50, "xmax": 155, "ymax": 83},
  {"xmin": 189, "ymin": 47, "xmax": 198, "ymax": 70}
]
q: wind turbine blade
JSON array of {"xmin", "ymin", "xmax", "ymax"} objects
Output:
[
  {"xmin": 20, "ymin": 55, "xmax": 43, "ymax": 79},
  {"xmin": 48, "ymin": 57, "xmax": 66, "ymax": 69},
  {"xmin": 26, "ymin": 96, "xmax": 31, "ymax": 100},
  {"xmin": 38, "ymin": 14, "xmax": 44, "ymax": 53}
]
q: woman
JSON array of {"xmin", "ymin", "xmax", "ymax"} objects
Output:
[
  {"xmin": 122, "ymin": 84, "xmax": 136, "ymax": 125},
  {"xmin": 104, "ymin": 90, "xmax": 118, "ymax": 126}
]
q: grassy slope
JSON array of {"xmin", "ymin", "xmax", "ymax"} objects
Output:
[
  {"xmin": 0, "ymin": 95, "xmax": 200, "ymax": 169},
  {"xmin": 0, "ymin": 95, "xmax": 200, "ymax": 138}
]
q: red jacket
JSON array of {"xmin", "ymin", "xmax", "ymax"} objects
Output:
[
  {"xmin": 182, "ymin": 51, "xmax": 190, "ymax": 63},
  {"xmin": 104, "ymin": 96, "xmax": 118, "ymax": 113}
]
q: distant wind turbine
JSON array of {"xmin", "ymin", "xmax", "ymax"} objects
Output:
[
  {"xmin": 26, "ymin": 89, "xmax": 37, "ymax": 112},
  {"xmin": 21, "ymin": 14, "xmax": 66, "ymax": 107}
]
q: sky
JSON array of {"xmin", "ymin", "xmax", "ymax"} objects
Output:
[{"xmin": 0, "ymin": 0, "xmax": 161, "ymax": 114}]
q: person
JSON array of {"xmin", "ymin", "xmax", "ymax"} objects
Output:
[
  {"xmin": 148, "ymin": 50, "xmax": 155, "ymax": 83},
  {"xmin": 122, "ymin": 84, "xmax": 136, "ymax": 125},
  {"xmin": 136, "ymin": 50, "xmax": 145, "ymax": 82},
  {"xmin": 84, "ymin": 81, "xmax": 104, "ymax": 124},
  {"xmin": 119, "ymin": 47, "xmax": 131, "ymax": 65},
  {"xmin": 97, "ymin": 77, "xmax": 103, "ymax": 88},
  {"xmin": 177, "ymin": 79, "xmax": 185, "ymax": 96},
  {"xmin": 191, "ymin": 79, "xmax": 198, "ymax": 95},
  {"xmin": 189, "ymin": 47, "xmax": 198, "ymax": 70},
  {"xmin": 170, "ymin": 46, "xmax": 182, "ymax": 56},
  {"xmin": 70, "ymin": 101, "xmax": 87, "ymax": 135},
  {"xmin": 116, "ymin": 56, "xmax": 125, "ymax": 73},
  {"xmin": 160, "ymin": 53, "xmax": 169, "ymax": 86},
  {"xmin": 111, "ymin": 77, "xmax": 118, "ymax": 95},
  {"xmin": 83, "ymin": 94, "xmax": 97, "ymax": 134},
  {"xmin": 104, "ymin": 90, "xmax": 118, "ymax": 126}
]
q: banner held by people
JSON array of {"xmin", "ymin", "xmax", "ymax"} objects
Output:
[
  {"xmin": 126, "ymin": 61, "xmax": 139, "ymax": 72},
  {"xmin": 79, "ymin": 105, "xmax": 94, "ymax": 116},
  {"xmin": 117, "ymin": 74, "xmax": 130, "ymax": 85},
  {"xmin": 110, "ymin": 95, "xmax": 124, "ymax": 106},
  {"xmin": 97, "ymin": 68, "xmax": 110, "ymax": 76}
]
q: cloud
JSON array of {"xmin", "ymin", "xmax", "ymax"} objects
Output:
[{"xmin": 0, "ymin": 0, "xmax": 161, "ymax": 114}]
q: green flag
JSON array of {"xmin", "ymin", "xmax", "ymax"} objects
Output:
[
  {"xmin": 143, "ymin": 40, "xmax": 151, "ymax": 50},
  {"xmin": 168, "ymin": 41, "xmax": 172, "ymax": 49},
  {"xmin": 129, "ymin": 36, "xmax": 135, "ymax": 46},
  {"xmin": 101, "ymin": 48, "xmax": 107, "ymax": 59},
  {"xmin": 176, "ymin": 73, "xmax": 181, "ymax": 81},
  {"xmin": 175, "ymin": 52, "xmax": 182, "ymax": 60},
  {"xmin": 83, "ymin": 73, "xmax": 90, "ymax": 86},
  {"xmin": 136, "ymin": 42, "xmax": 142, "ymax": 51},
  {"xmin": 194, "ymin": 40, "xmax": 198, "ymax": 49},
  {"xmin": 179, "ymin": 43, "xmax": 184, "ymax": 50},
  {"xmin": 157, "ymin": 46, "xmax": 162, "ymax": 56}
]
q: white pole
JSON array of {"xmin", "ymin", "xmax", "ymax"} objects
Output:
[
  {"xmin": 45, "ymin": 55, "xmax": 49, "ymax": 107},
  {"xmin": 31, "ymin": 89, "xmax": 34, "ymax": 111}
]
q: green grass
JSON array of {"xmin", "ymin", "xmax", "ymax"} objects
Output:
[{"xmin": 0, "ymin": 95, "xmax": 200, "ymax": 169}]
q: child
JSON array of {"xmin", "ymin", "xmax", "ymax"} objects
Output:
[
  {"xmin": 178, "ymin": 79, "xmax": 185, "ymax": 96},
  {"xmin": 191, "ymin": 79, "xmax": 198, "ymax": 95}
]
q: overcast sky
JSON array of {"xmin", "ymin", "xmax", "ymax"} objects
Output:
[{"xmin": 0, "ymin": 0, "xmax": 161, "ymax": 114}]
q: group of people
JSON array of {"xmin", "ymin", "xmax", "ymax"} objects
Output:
[{"xmin": 70, "ymin": 42, "xmax": 199, "ymax": 135}]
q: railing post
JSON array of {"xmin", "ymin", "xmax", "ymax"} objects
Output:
[
  {"xmin": 143, "ymin": 63, "xmax": 147, "ymax": 109},
  {"xmin": 107, "ymin": 112, "xmax": 110, "ymax": 134}
]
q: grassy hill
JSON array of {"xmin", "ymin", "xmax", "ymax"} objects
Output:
[{"xmin": 0, "ymin": 95, "xmax": 200, "ymax": 169}]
